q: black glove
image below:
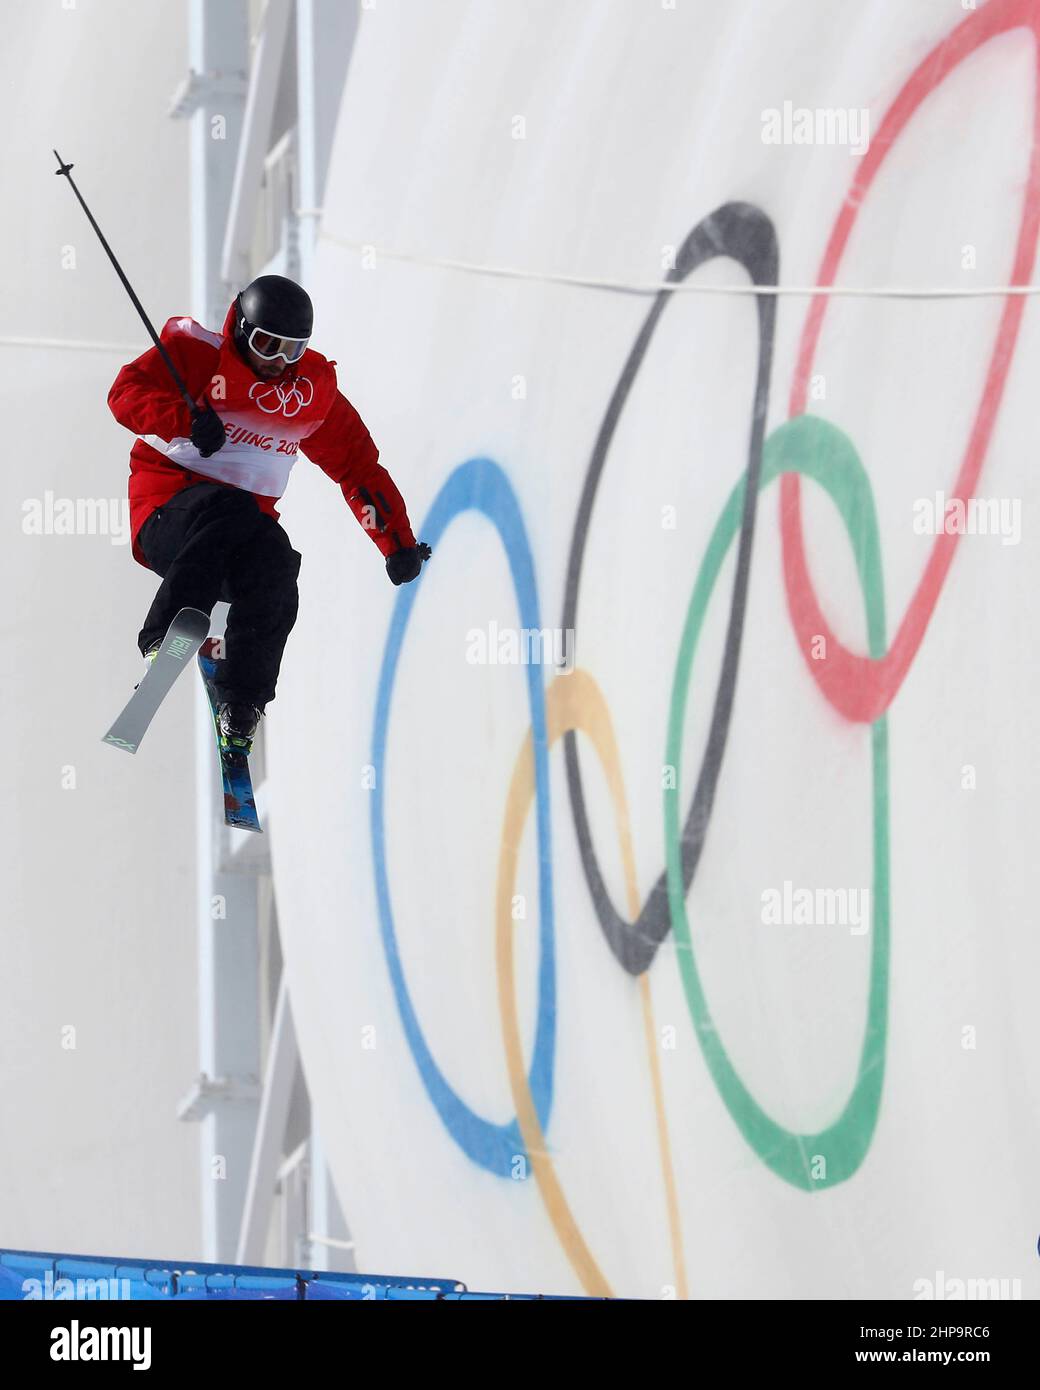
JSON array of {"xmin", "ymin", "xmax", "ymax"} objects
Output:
[
  {"xmin": 386, "ymin": 542, "xmax": 431, "ymax": 586},
  {"xmin": 191, "ymin": 402, "xmax": 226, "ymax": 458}
]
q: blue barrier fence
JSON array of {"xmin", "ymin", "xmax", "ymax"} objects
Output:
[{"xmin": 0, "ymin": 1248, "xmax": 587, "ymax": 1301}]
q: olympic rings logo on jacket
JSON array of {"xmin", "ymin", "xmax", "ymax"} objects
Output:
[{"xmin": 249, "ymin": 376, "xmax": 315, "ymax": 417}]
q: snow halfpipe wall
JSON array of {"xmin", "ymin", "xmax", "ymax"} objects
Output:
[{"xmin": 268, "ymin": 0, "xmax": 1040, "ymax": 1297}]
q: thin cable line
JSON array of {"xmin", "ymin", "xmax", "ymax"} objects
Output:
[
  {"xmin": 321, "ymin": 233, "xmax": 1040, "ymax": 299},
  {"xmin": 0, "ymin": 334, "xmax": 141, "ymax": 353}
]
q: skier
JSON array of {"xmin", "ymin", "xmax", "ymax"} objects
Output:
[{"xmin": 107, "ymin": 274, "xmax": 429, "ymax": 757}]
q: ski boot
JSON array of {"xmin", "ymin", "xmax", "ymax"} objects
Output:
[
  {"xmin": 134, "ymin": 640, "xmax": 162, "ymax": 691},
  {"xmin": 217, "ymin": 702, "xmax": 264, "ymax": 765}
]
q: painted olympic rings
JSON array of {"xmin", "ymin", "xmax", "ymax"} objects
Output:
[{"xmin": 367, "ymin": 0, "xmax": 1038, "ymax": 1289}]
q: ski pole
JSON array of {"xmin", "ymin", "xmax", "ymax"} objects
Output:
[{"xmin": 53, "ymin": 149, "xmax": 204, "ymax": 421}]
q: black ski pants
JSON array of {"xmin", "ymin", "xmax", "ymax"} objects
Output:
[{"xmin": 136, "ymin": 481, "xmax": 301, "ymax": 708}]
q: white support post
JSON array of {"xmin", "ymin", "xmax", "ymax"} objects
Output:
[
  {"xmin": 295, "ymin": 0, "xmax": 361, "ymax": 265},
  {"xmin": 194, "ymin": 605, "xmax": 268, "ymax": 1262},
  {"xmin": 221, "ymin": 0, "xmax": 294, "ymax": 288},
  {"xmin": 308, "ymin": 1126, "xmax": 357, "ymax": 1272},
  {"xmin": 236, "ymin": 978, "xmax": 299, "ymax": 1265}
]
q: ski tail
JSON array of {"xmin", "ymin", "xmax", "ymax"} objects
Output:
[
  {"xmin": 102, "ymin": 607, "xmax": 211, "ymax": 754},
  {"xmin": 198, "ymin": 637, "xmax": 263, "ymax": 833}
]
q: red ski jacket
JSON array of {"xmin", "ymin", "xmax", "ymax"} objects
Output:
[{"xmin": 108, "ymin": 301, "xmax": 416, "ymax": 568}]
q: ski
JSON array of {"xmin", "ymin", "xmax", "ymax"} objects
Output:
[
  {"xmin": 197, "ymin": 637, "xmax": 262, "ymax": 834},
  {"xmin": 102, "ymin": 606, "xmax": 211, "ymax": 754}
]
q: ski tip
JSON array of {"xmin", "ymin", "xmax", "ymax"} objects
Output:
[
  {"xmin": 226, "ymin": 813, "xmax": 263, "ymax": 833},
  {"xmin": 172, "ymin": 607, "xmax": 212, "ymax": 642},
  {"xmin": 102, "ymin": 733, "xmax": 138, "ymax": 754}
]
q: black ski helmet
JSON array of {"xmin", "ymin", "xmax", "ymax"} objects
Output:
[{"xmin": 234, "ymin": 274, "xmax": 313, "ymax": 361}]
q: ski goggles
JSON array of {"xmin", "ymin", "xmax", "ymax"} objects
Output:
[{"xmin": 242, "ymin": 322, "xmax": 310, "ymax": 364}]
